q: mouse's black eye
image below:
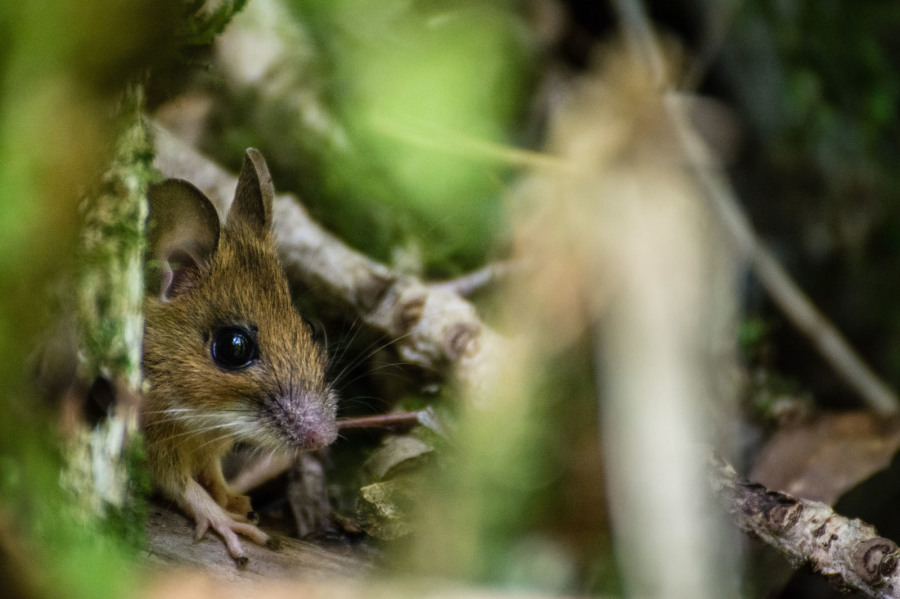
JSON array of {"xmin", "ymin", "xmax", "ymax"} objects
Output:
[{"xmin": 211, "ymin": 326, "xmax": 258, "ymax": 370}]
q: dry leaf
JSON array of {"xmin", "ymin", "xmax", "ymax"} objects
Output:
[{"xmin": 749, "ymin": 411, "xmax": 900, "ymax": 504}]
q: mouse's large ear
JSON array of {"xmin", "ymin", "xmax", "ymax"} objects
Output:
[
  {"xmin": 226, "ymin": 148, "xmax": 274, "ymax": 236},
  {"xmin": 146, "ymin": 179, "xmax": 221, "ymax": 301}
]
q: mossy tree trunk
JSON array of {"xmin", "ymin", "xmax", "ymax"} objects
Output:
[{"xmin": 66, "ymin": 87, "xmax": 154, "ymax": 536}]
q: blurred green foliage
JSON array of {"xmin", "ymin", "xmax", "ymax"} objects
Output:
[
  {"xmin": 273, "ymin": 0, "xmax": 534, "ymax": 274},
  {"xmin": 394, "ymin": 335, "xmax": 615, "ymax": 594},
  {"xmin": 0, "ymin": 1, "xmax": 181, "ymax": 598}
]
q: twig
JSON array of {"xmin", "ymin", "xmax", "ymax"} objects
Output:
[
  {"xmin": 65, "ymin": 91, "xmax": 150, "ymax": 521},
  {"xmin": 337, "ymin": 411, "xmax": 425, "ymax": 431},
  {"xmin": 710, "ymin": 455, "xmax": 900, "ymax": 598},
  {"xmin": 609, "ymin": 0, "xmax": 666, "ymax": 86},
  {"xmin": 563, "ymin": 54, "xmax": 740, "ymax": 598},
  {"xmin": 431, "ymin": 260, "xmax": 523, "ymax": 298},
  {"xmin": 610, "ymin": 0, "xmax": 900, "ymax": 414}
]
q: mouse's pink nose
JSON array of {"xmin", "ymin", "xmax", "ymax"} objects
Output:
[
  {"xmin": 289, "ymin": 408, "xmax": 338, "ymax": 450},
  {"xmin": 299, "ymin": 419, "xmax": 338, "ymax": 450},
  {"xmin": 271, "ymin": 392, "xmax": 338, "ymax": 450}
]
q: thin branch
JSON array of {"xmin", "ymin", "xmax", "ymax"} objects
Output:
[
  {"xmin": 610, "ymin": 0, "xmax": 900, "ymax": 414},
  {"xmin": 609, "ymin": 0, "xmax": 667, "ymax": 86},
  {"xmin": 430, "ymin": 260, "xmax": 523, "ymax": 298},
  {"xmin": 337, "ymin": 411, "xmax": 425, "ymax": 431},
  {"xmin": 710, "ymin": 455, "xmax": 900, "ymax": 599}
]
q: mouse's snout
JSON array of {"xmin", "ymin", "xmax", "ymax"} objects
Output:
[{"xmin": 266, "ymin": 388, "xmax": 338, "ymax": 451}]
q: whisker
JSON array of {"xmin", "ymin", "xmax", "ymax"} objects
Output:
[
  {"xmin": 328, "ymin": 316, "xmax": 366, "ymax": 373},
  {"xmin": 143, "ymin": 403, "xmax": 258, "ymax": 424},
  {"xmin": 330, "ymin": 330, "xmax": 415, "ymax": 388},
  {"xmin": 335, "ymin": 362, "xmax": 419, "ymax": 392},
  {"xmin": 148, "ymin": 407, "xmax": 259, "ymax": 444},
  {"xmin": 152, "ymin": 421, "xmax": 238, "ymax": 445},
  {"xmin": 188, "ymin": 427, "xmax": 246, "ymax": 456}
]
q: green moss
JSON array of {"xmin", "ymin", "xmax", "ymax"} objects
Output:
[
  {"xmin": 101, "ymin": 435, "xmax": 150, "ymax": 550},
  {"xmin": 76, "ymin": 89, "xmax": 152, "ymax": 386}
]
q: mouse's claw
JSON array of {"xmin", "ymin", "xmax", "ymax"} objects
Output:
[
  {"xmin": 194, "ymin": 511, "xmax": 272, "ymax": 566},
  {"xmin": 266, "ymin": 535, "xmax": 284, "ymax": 550}
]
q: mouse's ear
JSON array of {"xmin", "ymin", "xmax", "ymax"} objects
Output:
[
  {"xmin": 146, "ymin": 179, "xmax": 221, "ymax": 302},
  {"xmin": 226, "ymin": 148, "xmax": 274, "ymax": 237}
]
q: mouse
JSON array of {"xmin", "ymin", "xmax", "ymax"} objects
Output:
[{"xmin": 142, "ymin": 148, "xmax": 338, "ymax": 566}]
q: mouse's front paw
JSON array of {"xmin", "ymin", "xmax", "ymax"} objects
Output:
[{"xmin": 194, "ymin": 512, "xmax": 272, "ymax": 567}]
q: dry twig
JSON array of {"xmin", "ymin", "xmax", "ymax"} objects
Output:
[
  {"xmin": 710, "ymin": 455, "xmax": 900, "ymax": 598},
  {"xmin": 336, "ymin": 411, "xmax": 426, "ymax": 432},
  {"xmin": 431, "ymin": 261, "xmax": 522, "ymax": 298}
]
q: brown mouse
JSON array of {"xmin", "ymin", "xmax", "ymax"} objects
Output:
[{"xmin": 142, "ymin": 148, "xmax": 338, "ymax": 565}]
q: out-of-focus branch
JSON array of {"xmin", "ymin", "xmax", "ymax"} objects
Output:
[
  {"xmin": 710, "ymin": 455, "xmax": 900, "ymax": 599},
  {"xmin": 610, "ymin": 0, "xmax": 900, "ymax": 414},
  {"xmin": 431, "ymin": 261, "xmax": 523, "ymax": 298},
  {"xmin": 609, "ymin": 0, "xmax": 666, "ymax": 86},
  {"xmin": 669, "ymin": 95, "xmax": 900, "ymax": 414},
  {"xmin": 547, "ymin": 51, "xmax": 742, "ymax": 599},
  {"xmin": 151, "ymin": 124, "xmax": 508, "ymax": 397}
]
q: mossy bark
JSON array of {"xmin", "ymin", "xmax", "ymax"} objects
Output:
[{"xmin": 66, "ymin": 87, "xmax": 153, "ymax": 532}]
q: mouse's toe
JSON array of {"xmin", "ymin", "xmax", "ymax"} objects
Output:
[{"xmin": 193, "ymin": 509, "xmax": 273, "ymax": 566}]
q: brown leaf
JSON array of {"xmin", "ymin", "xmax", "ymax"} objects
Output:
[{"xmin": 750, "ymin": 412, "xmax": 900, "ymax": 505}]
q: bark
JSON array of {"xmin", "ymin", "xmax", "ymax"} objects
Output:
[{"xmin": 711, "ymin": 455, "xmax": 900, "ymax": 598}]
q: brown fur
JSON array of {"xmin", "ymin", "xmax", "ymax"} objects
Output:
[{"xmin": 142, "ymin": 149, "xmax": 337, "ymax": 562}]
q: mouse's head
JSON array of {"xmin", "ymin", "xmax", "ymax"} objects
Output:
[{"xmin": 143, "ymin": 149, "xmax": 337, "ymax": 452}]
